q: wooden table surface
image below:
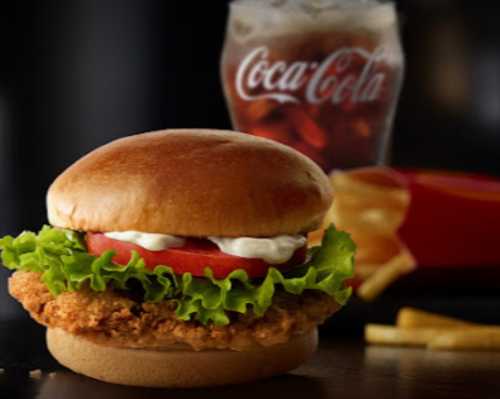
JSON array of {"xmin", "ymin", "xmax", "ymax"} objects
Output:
[{"xmin": 1, "ymin": 319, "xmax": 499, "ymax": 399}]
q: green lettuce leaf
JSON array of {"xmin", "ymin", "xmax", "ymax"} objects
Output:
[{"xmin": 0, "ymin": 225, "xmax": 355, "ymax": 326}]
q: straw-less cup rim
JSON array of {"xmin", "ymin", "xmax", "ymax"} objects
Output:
[
  {"xmin": 227, "ymin": 0, "xmax": 398, "ymax": 39},
  {"xmin": 229, "ymin": 0, "xmax": 396, "ymax": 15}
]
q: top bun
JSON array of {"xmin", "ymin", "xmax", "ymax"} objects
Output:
[{"xmin": 47, "ymin": 129, "xmax": 333, "ymax": 237}]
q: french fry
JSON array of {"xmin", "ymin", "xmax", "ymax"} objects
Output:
[
  {"xmin": 331, "ymin": 170, "xmax": 410, "ymax": 210},
  {"xmin": 323, "ymin": 169, "xmax": 416, "ymax": 298},
  {"xmin": 366, "ymin": 324, "xmax": 500, "ymax": 350},
  {"xmin": 365, "ymin": 324, "xmax": 444, "ymax": 347},
  {"xmin": 396, "ymin": 307, "xmax": 478, "ymax": 330},
  {"xmin": 353, "ymin": 233, "xmax": 403, "ymax": 264},
  {"xmin": 354, "ymin": 264, "xmax": 380, "ymax": 280},
  {"xmin": 357, "ymin": 250, "xmax": 416, "ymax": 301},
  {"xmin": 307, "ymin": 229, "xmax": 324, "ymax": 248},
  {"xmin": 367, "ymin": 307, "xmax": 500, "ymax": 351},
  {"xmin": 332, "ymin": 201, "xmax": 407, "ymax": 235},
  {"xmin": 330, "ymin": 172, "xmax": 409, "ymax": 222},
  {"xmin": 429, "ymin": 330, "xmax": 500, "ymax": 352}
]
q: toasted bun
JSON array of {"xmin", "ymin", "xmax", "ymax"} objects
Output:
[
  {"xmin": 47, "ymin": 327, "xmax": 318, "ymax": 388},
  {"xmin": 47, "ymin": 129, "xmax": 332, "ymax": 237}
]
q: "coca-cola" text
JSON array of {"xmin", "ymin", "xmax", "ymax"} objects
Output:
[{"xmin": 235, "ymin": 46, "xmax": 388, "ymax": 105}]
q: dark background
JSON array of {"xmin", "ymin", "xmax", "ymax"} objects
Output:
[{"xmin": 0, "ymin": 0, "xmax": 499, "ymax": 320}]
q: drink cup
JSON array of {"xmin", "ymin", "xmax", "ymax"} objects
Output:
[{"xmin": 221, "ymin": 0, "xmax": 405, "ymax": 171}]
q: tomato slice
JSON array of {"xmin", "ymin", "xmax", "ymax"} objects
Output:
[{"xmin": 86, "ymin": 233, "xmax": 307, "ymax": 279}]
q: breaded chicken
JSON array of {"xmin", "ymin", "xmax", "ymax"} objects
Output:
[{"xmin": 9, "ymin": 271, "xmax": 339, "ymax": 351}]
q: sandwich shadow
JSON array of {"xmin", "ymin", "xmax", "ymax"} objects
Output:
[{"xmin": 36, "ymin": 370, "xmax": 328, "ymax": 399}]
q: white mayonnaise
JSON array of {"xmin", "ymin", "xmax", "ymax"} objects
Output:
[
  {"xmin": 104, "ymin": 231, "xmax": 306, "ymax": 264},
  {"xmin": 104, "ymin": 231, "xmax": 186, "ymax": 251},
  {"xmin": 207, "ymin": 235, "xmax": 306, "ymax": 264}
]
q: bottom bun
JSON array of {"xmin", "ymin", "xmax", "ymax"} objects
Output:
[{"xmin": 46, "ymin": 327, "xmax": 318, "ymax": 388}]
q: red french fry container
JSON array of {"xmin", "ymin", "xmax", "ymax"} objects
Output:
[
  {"xmin": 396, "ymin": 169, "xmax": 500, "ymax": 268},
  {"xmin": 347, "ymin": 167, "xmax": 500, "ymax": 269}
]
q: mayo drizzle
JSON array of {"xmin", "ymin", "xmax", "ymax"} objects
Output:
[
  {"xmin": 104, "ymin": 231, "xmax": 306, "ymax": 264},
  {"xmin": 104, "ymin": 231, "xmax": 186, "ymax": 251},
  {"xmin": 207, "ymin": 235, "xmax": 306, "ymax": 264}
]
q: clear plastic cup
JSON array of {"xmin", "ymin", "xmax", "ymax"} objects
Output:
[{"xmin": 221, "ymin": 0, "xmax": 405, "ymax": 171}]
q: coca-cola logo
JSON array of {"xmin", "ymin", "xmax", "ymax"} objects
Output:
[{"xmin": 235, "ymin": 46, "xmax": 388, "ymax": 105}]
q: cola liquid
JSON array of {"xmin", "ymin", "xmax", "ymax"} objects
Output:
[{"xmin": 221, "ymin": 0, "xmax": 405, "ymax": 171}]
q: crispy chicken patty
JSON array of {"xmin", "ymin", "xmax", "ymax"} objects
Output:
[{"xmin": 9, "ymin": 271, "xmax": 339, "ymax": 351}]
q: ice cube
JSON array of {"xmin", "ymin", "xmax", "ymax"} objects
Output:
[
  {"xmin": 270, "ymin": 0, "xmax": 288, "ymax": 7},
  {"xmin": 298, "ymin": 0, "xmax": 381, "ymax": 13},
  {"xmin": 229, "ymin": 0, "xmax": 395, "ymax": 40},
  {"xmin": 234, "ymin": 0, "xmax": 382, "ymax": 11}
]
